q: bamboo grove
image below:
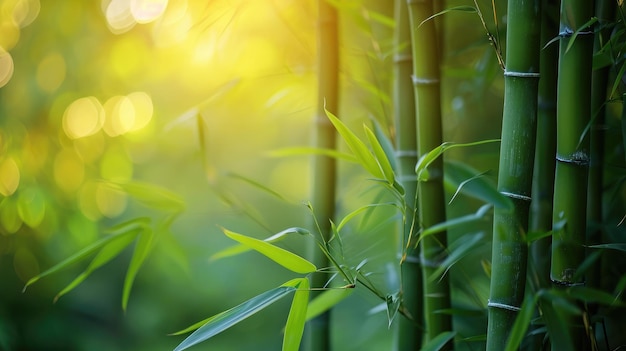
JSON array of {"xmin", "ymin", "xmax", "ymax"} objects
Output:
[{"xmin": 14, "ymin": 1, "xmax": 626, "ymax": 351}]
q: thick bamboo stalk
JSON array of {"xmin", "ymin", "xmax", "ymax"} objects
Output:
[
  {"xmin": 486, "ymin": 0, "xmax": 542, "ymax": 350},
  {"xmin": 406, "ymin": 0, "xmax": 451, "ymax": 347},
  {"xmin": 550, "ymin": 0, "xmax": 594, "ymax": 348},
  {"xmin": 393, "ymin": 0, "xmax": 422, "ymax": 349},
  {"xmin": 304, "ymin": 1, "xmax": 338, "ymax": 350}
]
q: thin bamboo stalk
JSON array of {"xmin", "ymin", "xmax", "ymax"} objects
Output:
[
  {"xmin": 304, "ymin": 1, "xmax": 339, "ymax": 350},
  {"xmin": 393, "ymin": 0, "xmax": 422, "ymax": 349},
  {"xmin": 486, "ymin": 0, "xmax": 542, "ymax": 350},
  {"xmin": 406, "ymin": 0, "xmax": 451, "ymax": 347},
  {"xmin": 550, "ymin": 0, "xmax": 594, "ymax": 348}
]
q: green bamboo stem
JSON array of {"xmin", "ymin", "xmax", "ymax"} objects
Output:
[
  {"xmin": 393, "ymin": 0, "xmax": 422, "ymax": 349},
  {"xmin": 529, "ymin": 0, "xmax": 559, "ymax": 293},
  {"xmin": 587, "ymin": 0, "xmax": 615, "ymax": 295},
  {"xmin": 304, "ymin": 1, "xmax": 338, "ymax": 350},
  {"xmin": 406, "ymin": 0, "xmax": 451, "ymax": 347},
  {"xmin": 486, "ymin": 0, "xmax": 542, "ymax": 350},
  {"xmin": 550, "ymin": 0, "xmax": 594, "ymax": 349}
]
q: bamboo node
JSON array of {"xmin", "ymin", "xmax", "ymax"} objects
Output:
[
  {"xmin": 500, "ymin": 191, "xmax": 531, "ymax": 202},
  {"xmin": 487, "ymin": 300, "xmax": 521, "ymax": 312},
  {"xmin": 419, "ymin": 255, "xmax": 442, "ymax": 268},
  {"xmin": 411, "ymin": 75, "xmax": 439, "ymax": 85},
  {"xmin": 559, "ymin": 27, "xmax": 593, "ymax": 38},
  {"xmin": 503, "ymin": 71, "xmax": 540, "ymax": 78},
  {"xmin": 556, "ymin": 151, "xmax": 590, "ymax": 166},
  {"xmin": 399, "ymin": 253, "xmax": 420, "ymax": 264},
  {"xmin": 393, "ymin": 54, "xmax": 412, "ymax": 64}
]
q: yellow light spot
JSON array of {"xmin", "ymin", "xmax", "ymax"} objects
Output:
[
  {"xmin": 100, "ymin": 146, "xmax": 133, "ymax": 181},
  {"xmin": 0, "ymin": 157, "xmax": 20, "ymax": 196},
  {"xmin": 127, "ymin": 91, "xmax": 153, "ymax": 131},
  {"xmin": 130, "ymin": 0, "xmax": 167, "ymax": 24},
  {"xmin": 0, "ymin": 197, "xmax": 22, "ymax": 234},
  {"xmin": 0, "ymin": 48, "xmax": 14, "ymax": 88},
  {"xmin": 63, "ymin": 96, "xmax": 105, "ymax": 139},
  {"xmin": 103, "ymin": 95, "xmax": 135, "ymax": 137},
  {"xmin": 12, "ymin": 0, "xmax": 40, "ymax": 28},
  {"xmin": 95, "ymin": 182, "xmax": 127, "ymax": 218},
  {"xmin": 36, "ymin": 52, "xmax": 65, "ymax": 92},
  {"xmin": 0, "ymin": 20, "xmax": 20, "ymax": 51},
  {"xmin": 104, "ymin": 0, "xmax": 136, "ymax": 34},
  {"xmin": 54, "ymin": 149, "xmax": 85, "ymax": 193}
]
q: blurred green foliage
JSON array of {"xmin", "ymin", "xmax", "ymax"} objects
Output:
[{"xmin": 1, "ymin": 0, "xmax": 624, "ymax": 350}]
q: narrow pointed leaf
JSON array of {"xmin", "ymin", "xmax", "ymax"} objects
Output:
[
  {"xmin": 587, "ymin": 243, "xmax": 626, "ymax": 252},
  {"xmin": 122, "ymin": 228, "xmax": 154, "ymax": 311},
  {"xmin": 364, "ymin": 125, "xmax": 395, "ymax": 184},
  {"xmin": 55, "ymin": 230, "xmax": 139, "ymax": 302},
  {"xmin": 325, "ymin": 108, "xmax": 384, "ymax": 179},
  {"xmin": 421, "ymin": 331, "xmax": 456, "ymax": 351},
  {"xmin": 111, "ymin": 181, "xmax": 185, "ymax": 212},
  {"xmin": 419, "ymin": 204, "xmax": 492, "ymax": 244},
  {"xmin": 416, "ymin": 140, "xmax": 500, "ymax": 180},
  {"xmin": 305, "ymin": 288, "xmax": 353, "ymax": 321},
  {"xmin": 336, "ymin": 203, "xmax": 399, "ymax": 233},
  {"xmin": 283, "ymin": 277, "xmax": 309, "ymax": 351},
  {"xmin": 173, "ymin": 286, "xmax": 296, "ymax": 351},
  {"xmin": 370, "ymin": 118, "xmax": 397, "ymax": 173},
  {"xmin": 504, "ymin": 294, "xmax": 537, "ymax": 351},
  {"xmin": 429, "ymin": 232, "xmax": 485, "ymax": 282},
  {"xmin": 222, "ymin": 229, "xmax": 316, "ymax": 274},
  {"xmin": 227, "ymin": 172, "xmax": 289, "ymax": 202},
  {"xmin": 268, "ymin": 147, "xmax": 358, "ymax": 163},
  {"xmin": 23, "ymin": 227, "xmax": 140, "ymax": 292},
  {"xmin": 211, "ymin": 227, "xmax": 310, "ymax": 261},
  {"xmin": 420, "ymin": 5, "xmax": 476, "ymax": 26}
]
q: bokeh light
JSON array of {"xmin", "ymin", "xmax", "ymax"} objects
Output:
[
  {"xmin": 103, "ymin": 95, "xmax": 135, "ymax": 137},
  {"xmin": 0, "ymin": 157, "xmax": 20, "ymax": 196},
  {"xmin": 0, "ymin": 48, "xmax": 14, "ymax": 88},
  {"xmin": 0, "ymin": 196, "xmax": 22, "ymax": 234},
  {"xmin": 104, "ymin": 0, "xmax": 136, "ymax": 34},
  {"xmin": 62, "ymin": 96, "xmax": 105, "ymax": 139},
  {"xmin": 16, "ymin": 187, "xmax": 46, "ymax": 228},
  {"xmin": 36, "ymin": 51, "xmax": 66, "ymax": 92},
  {"xmin": 130, "ymin": 0, "xmax": 168, "ymax": 24},
  {"xmin": 11, "ymin": 0, "xmax": 40, "ymax": 28},
  {"xmin": 53, "ymin": 148, "xmax": 85, "ymax": 193}
]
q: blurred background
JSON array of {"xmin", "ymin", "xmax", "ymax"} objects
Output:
[{"xmin": 0, "ymin": 0, "xmax": 541, "ymax": 350}]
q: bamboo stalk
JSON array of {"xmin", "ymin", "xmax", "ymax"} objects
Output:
[
  {"xmin": 550, "ymin": 0, "xmax": 594, "ymax": 348},
  {"xmin": 304, "ymin": 1, "xmax": 339, "ymax": 350},
  {"xmin": 406, "ymin": 0, "xmax": 451, "ymax": 347},
  {"xmin": 486, "ymin": 0, "xmax": 542, "ymax": 349},
  {"xmin": 393, "ymin": 0, "xmax": 422, "ymax": 349}
]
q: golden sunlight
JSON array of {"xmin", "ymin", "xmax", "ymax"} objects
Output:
[{"xmin": 63, "ymin": 97, "xmax": 105, "ymax": 139}]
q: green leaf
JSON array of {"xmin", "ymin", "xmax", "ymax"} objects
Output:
[
  {"xmin": 109, "ymin": 181, "xmax": 185, "ymax": 213},
  {"xmin": 55, "ymin": 229, "xmax": 139, "ymax": 302},
  {"xmin": 539, "ymin": 292, "xmax": 576, "ymax": 351},
  {"xmin": 305, "ymin": 288, "xmax": 353, "ymax": 321},
  {"xmin": 429, "ymin": 232, "xmax": 485, "ymax": 282},
  {"xmin": 445, "ymin": 161, "xmax": 511, "ymax": 209},
  {"xmin": 283, "ymin": 278, "xmax": 309, "ymax": 351},
  {"xmin": 364, "ymin": 125, "xmax": 394, "ymax": 185},
  {"xmin": 210, "ymin": 227, "xmax": 310, "ymax": 261},
  {"xmin": 564, "ymin": 17, "xmax": 598, "ymax": 54},
  {"xmin": 416, "ymin": 140, "xmax": 500, "ymax": 181},
  {"xmin": 325, "ymin": 107, "xmax": 384, "ymax": 179},
  {"xmin": 419, "ymin": 5, "xmax": 477, "ymax": 27},
  {"xmin": 370, "ymin": 118, "xmax": 397, "ymax": 174},
  {"xmin": 268, "ymin": 147, "xmax": 358, "ymax": 163},
  {"xmin": 22, "ymin": 223, "xmax": 142, "ymax": 292},
  {"xmin": 336, "ymin": 202, "xmax": 399, "ymax": 233},
  {"xmin": 122, "ymin": 227, "xmax": 154, "ymax": 311},
  {"xmin": 610, "ymin": 60, "xmax": 626, "ymax": 99},
  {"xmin": 419, "ymin": 204, "xmax": 492, "ymax": 245},
  {"xmin": 504, "ymin": 294, "xmax": 537, "ymax": 351},
  {"xmin": 172, "ymin": 285, "xmax": 296, "ymax": 351},
  {"xmin": 567, "ymin": 286, "xmax": 622, "ymax": 306},
  {"xmin": 227, "ymin": 172, "xmax": 289, "ymax": 203},
  {"xmin": 526, "ymin": 230, "xmax": 552, "ymax": 243},
  {"xmin": 222, "ymin": 228, "xmax": 316, "ymax": 274},
  {"xmin": 587, "ymin": 243, "xmax": 626, "ymax": 252},
  {"xmin": 421, "ymin": 331, "xmax": 456, "ymax": 351}
]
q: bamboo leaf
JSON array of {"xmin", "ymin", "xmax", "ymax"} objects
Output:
[
  {"xmin": 567, "ymin": 286, "xmax": 623, "ymax": 306},
  {"xmin": 55, "ymin": 230, "xmax": 139, "ymax": 302},
  {"xmin": 305, "ymin": 288, "xmax": 353, "ymax": 320},
  {"xmin": 419, "ymin": 5, "xmax": 477, "ymax": 27},
  {"xmin": 122, "ymin": 227, "xmax": 154, "ymax": 311},
  {"xmin": 445, "ymin": 160, "xmax": 511, "ymax": 209},
  {"xmin": 587, "ymin": 243, "xmax": 626, "ymax": 252},
  {"xmin": 172, "ymin": 285, "xmax": 296, "ymax": 351},
  {"xmin": 222, "ymin": 229, "xmax": 316, "ymax": 274},
  {"xmin": 336, "ymin": 203, "xmax": 399, "ymax": 233},
  {"xmin": 364, "ymin": 125, "xmax": 395, "ymax": 185},
  {"xmin": 370, "ymin": 118, "xmax": 397, "ymax": 174},
  {"xmin": 325, "ymin": 107, "xmax": 384, "ymax": 179},
  {"xmin": 110, "ymin": 181, "xmax": 185, "ymax": 213},
  {"xmin": 526, "ymin": 230, "xmax": 552, "ymax": 242},
  {"xmin": 268, "ymin": 147, "xmax": 358, "ymax": 163},
  {"xmin": 416, "ymin": 140, "xmax": 500, "ymax": 181},
  {"xmin": 564, "ymin": 17, "xmax": 598, "ymax": 54},
  {"xmin": 211, "ymin": 227, "xmax": 310, "ymax": 261},
  {"xmin": 421, "ymin": 331, "xmax": 456, "ymax": 351},
  {"xmin": 419, "ymin": 204, "xmax": 492, "ymax": 245},
  {"xmin": 227, "ymin": 172, "xmax": 290, "ymax": 203},
  {"xmin": 539, "ymin": 292, "xmax": 576, "ymax": 351},
  {"xmin": 504, "ymin": 294, "xmax": 537, "ymax": 351},
  {"xmin": 610, "ymin": 60, "xmax": 626, "ymax": 99},
  {"xmin": 22, "ymin": 220, "xmax": 145, "ymax": 292},
  {"xmin": 385, "ymin": 292, "xmax": 401, "ymax": 327},
  {"xmin": 282, "ymin": 278, "xmax": 309, "ymax": 351},
  {"xmin": 429, "ymin": 232, "xmax": 485, "ymax": 282}
]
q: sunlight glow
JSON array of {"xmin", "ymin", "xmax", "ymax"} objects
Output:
[
  {"xmin": 0, "ymin": 48, "xmax": 14, "ymax": 88},
  {"xmin": 0, "ymin": 157, "xmax": 20, "ymax": 196},
  {"xmin": 130, "ymin": 0, "xmax": 168, "ymax": 24},
  {"xmin": 104, "ymin": 0, "xmax": 136, "ymax": 34},
  {"xmin": 103, "ymin": 96, "xmax": 135, "ymax": 136},
  {"xmin": 63, "ymin": 97, "xmax": 105, "ymax": 139}
]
